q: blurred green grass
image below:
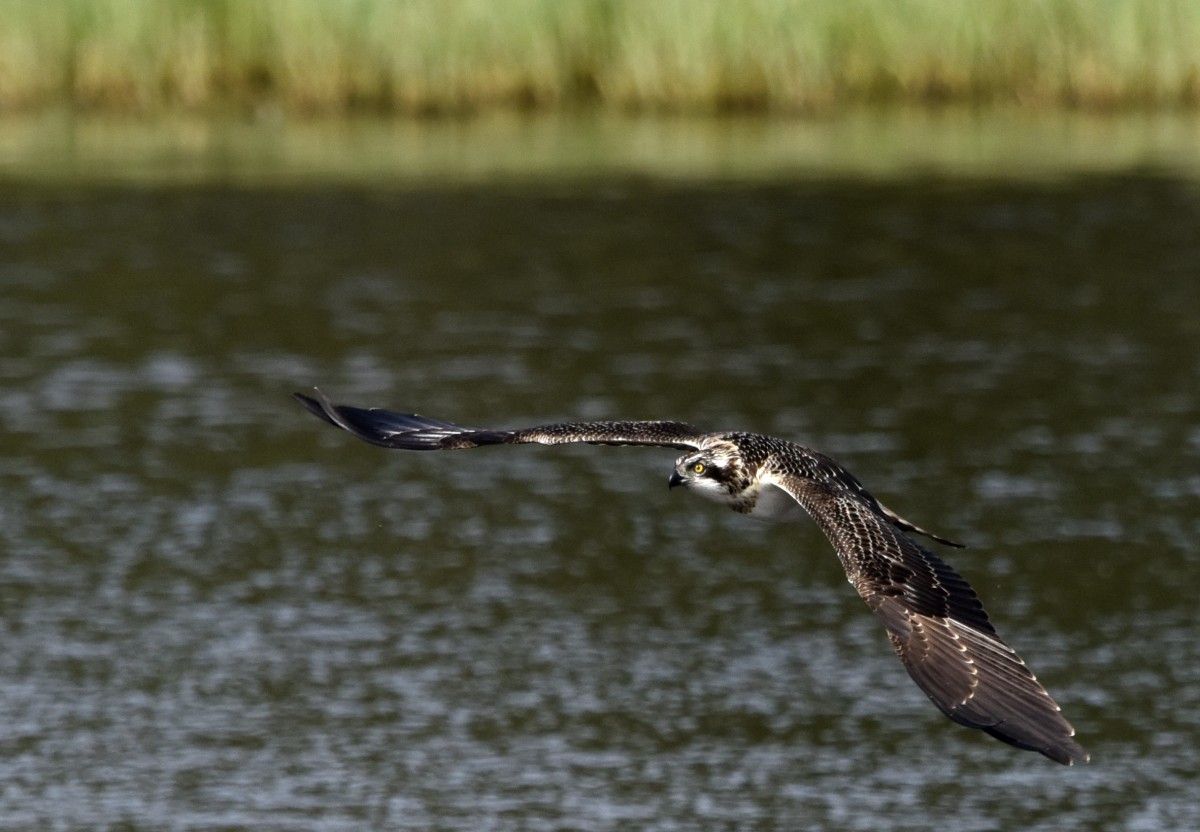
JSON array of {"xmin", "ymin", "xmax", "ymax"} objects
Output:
[{"xmin": 1, "ymin": 0, "xmax": 1198, "ymax": 114}]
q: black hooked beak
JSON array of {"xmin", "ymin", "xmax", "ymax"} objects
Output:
[{"xmin": 668, "ymin": 470, "xmax": 685, "ymax": 490}]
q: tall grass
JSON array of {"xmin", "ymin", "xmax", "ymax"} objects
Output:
[{"xmin": 1, "ymin": 0, "xmax": 1197, "ymax": 114}]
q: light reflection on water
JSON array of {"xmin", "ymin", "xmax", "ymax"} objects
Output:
[{"xmin": 1, "ymin": 174, "xmax": 1199, "ymax": 830}]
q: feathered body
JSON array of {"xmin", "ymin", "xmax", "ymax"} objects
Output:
[{"xmin": 294, "ymin": 389, "xmax": 1087, "ymax": 766}]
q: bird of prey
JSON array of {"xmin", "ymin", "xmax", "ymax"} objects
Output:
[{"xmin": 294, "ymin": 389, "xmax": 1087, "ymax": 765}]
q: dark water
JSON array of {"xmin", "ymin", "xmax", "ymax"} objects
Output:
[{"xmin": 2, "ymin": 173, "xmax": 1199, "ymax": 830}]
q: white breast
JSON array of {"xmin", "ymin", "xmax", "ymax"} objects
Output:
[{"xmin": 745, "ymin": 481, "xmax": 808, "ymax": 523}]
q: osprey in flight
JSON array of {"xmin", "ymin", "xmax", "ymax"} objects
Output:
[{"xmin": 295, "ymin": 389, "xmax": 1087, "ymax": 765}]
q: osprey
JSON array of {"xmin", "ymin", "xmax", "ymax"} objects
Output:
[{"xmin": 295, "ymin": 389, "xmax": 1087, "ymax": 765}]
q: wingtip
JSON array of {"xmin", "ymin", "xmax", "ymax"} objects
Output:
[
  {"xmin": 1044, "ymin": 710, "xmax": 1090, "ymax": 766},
  {"xmin": 1059, "ymin": 747, "xmax": 1091, "ymax": 767},
  {"xmin": 293, "ymin": 387, "xmax": 385, "ymax": 444},
  {"xmin": 1062, "ymin": 737, "xmax": 1091, "ymax": 767},
  {"xmin": 292, "ymin": 386, "xmax": 326, "ymax": 406},
  {"xmin": 977, "ymin": 723, "xmax": 1089, "ymax": 766},
  {"xmin": 293, "ymin": 387, "xmax": 339, "ymax": 426}
]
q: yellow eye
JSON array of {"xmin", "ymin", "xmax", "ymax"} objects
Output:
[{"xmin": 692, "ymin": 462, "xmax": 706, "ymax": 474}]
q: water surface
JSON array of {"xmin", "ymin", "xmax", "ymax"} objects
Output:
[{"xmin": 1, "ymin": 121, "xmax": 1199, "ymax": 830}]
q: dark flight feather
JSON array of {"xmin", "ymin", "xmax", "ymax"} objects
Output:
[
  {"xmin": 293, "ymin": 390, "xmax": 704, "ymax": 451},
  {"xmin": 772, "ymin": 470, "xmax": 1087, "ymax": 765}
]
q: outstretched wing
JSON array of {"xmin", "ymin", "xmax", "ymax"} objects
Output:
[
  {"xmin": 293, "ymin": 389, "xmax": 705, "ymax": 451},
  {"xmin": 769, "ymin": 468, "xmax": 1088, "ymax": 766}
]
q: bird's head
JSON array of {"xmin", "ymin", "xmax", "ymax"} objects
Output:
[{"xmin": 668, "ymin": 442, "xmax": 744, "ymax": 504}]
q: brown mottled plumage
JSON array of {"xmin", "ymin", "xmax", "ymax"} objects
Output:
[{"xmin": 294, "ymin": 389, "xmax": 1087, "ymax": 765}]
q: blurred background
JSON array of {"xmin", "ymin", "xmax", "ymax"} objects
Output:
[{"xmin": 2, "ymin": 2, "xmax": 1199, "ymax": 830}]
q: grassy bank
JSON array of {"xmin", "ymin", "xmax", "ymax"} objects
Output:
[{"xmin": 1, "ymin": 0, "xmax": 1198, "ymax": 115}]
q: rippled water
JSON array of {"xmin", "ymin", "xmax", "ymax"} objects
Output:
[{"xmin": 2, "ymin": 169, "xmax": 1199, "ymax": 829}]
